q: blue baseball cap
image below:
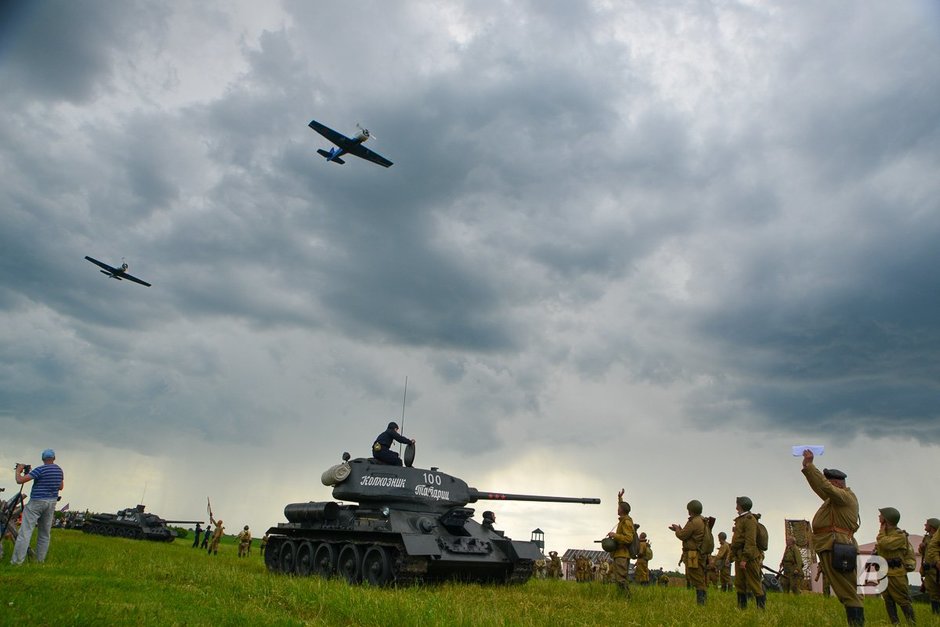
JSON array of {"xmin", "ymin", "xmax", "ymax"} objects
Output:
[{"xmin": 41, "ymin": 448, "xmax": 55, "ymax": 460}]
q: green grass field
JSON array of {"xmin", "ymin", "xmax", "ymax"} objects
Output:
[{"xmin": 0, "ymin": 530, "xmax": 932, "ymax": 625}]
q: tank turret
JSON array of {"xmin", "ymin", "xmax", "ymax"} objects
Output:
[
  {"xmin": 265, "ymin": 445, "xmax": 600, "ymax": 586},
  {"xmin": 83, "ymin": 504, "xmax": 202, "ymax": 542}
]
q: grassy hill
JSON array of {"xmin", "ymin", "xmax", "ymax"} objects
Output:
[{"xmin": 0, "ymin": 530, "xmax": 920, "ymax": 625}]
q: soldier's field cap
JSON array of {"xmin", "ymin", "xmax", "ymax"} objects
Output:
[
  {"xmin": 926, "ymin": 518, "xmax": 940, "ymax": 530},
  {"xmin": 822, "ymin": 468, "xmax": 846, "ymax": 480},
  {"xmin": 41, "ymin": 448, "xmax": 55, "ymax": 460},
  {"xmin": 879, "ymin": 507, "xmax": 900, "ymax": 525}
]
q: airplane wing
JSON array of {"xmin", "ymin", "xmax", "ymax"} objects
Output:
[
  {"xmin": 85, "ymin": 256, "xmax": 117, "ymax": 273},
  {"xmin": 346, "ymin": 143, "xmax": 394, "ymax": 168},
  {"xmin": 308, "ymin": 119, "xmax": 353, "ymax": 148},
  {"xmin": 121, "ymin": 272, "xmax": 152, "ymax": 287}
]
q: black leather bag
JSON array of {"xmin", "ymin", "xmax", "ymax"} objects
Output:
[{"xmin": 832, "ymin": 542, "xmax": 857, "ymax": 573}]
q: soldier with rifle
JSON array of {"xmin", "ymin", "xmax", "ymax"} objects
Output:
[
  {"xmin": 206, "ymin": 498, "xmax": 224, "ymax": 555},
  {"xmin": 801, "ymin": 449, "xmax": 864, "ymax": 626},
  {"xmin": 779, "ymin": 535, "xmax": 804, "ymax": 594}
]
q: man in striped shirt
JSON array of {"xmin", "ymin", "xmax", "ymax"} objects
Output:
[{"xmin": 10, "ymin": 448, "xmax": 64, "ymax": 565}]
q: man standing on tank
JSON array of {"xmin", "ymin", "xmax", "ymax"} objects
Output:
[
  {"xmin": 11, "ymin": 449, "xmax": 64, "ymax": 565},
  {"xmin": 372, "ymin": 421, "xmax": 414, "ymax": 466},
  {"xmin": 802, "ymin": 449, "xmax": 864, "ymax": 626}
]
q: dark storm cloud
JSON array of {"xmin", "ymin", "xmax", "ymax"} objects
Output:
[{"xmin": 0, "ymin": 1, "xmax": 166, "ymax": 104}]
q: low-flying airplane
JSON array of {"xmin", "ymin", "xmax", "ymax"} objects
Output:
[
  {"xmin": 84, "ymin": 256, "xmax": 152, "ymax": 287},
  {"xmin": 308, "ymin": 119, "xmax": 393, "ymax": 168}
]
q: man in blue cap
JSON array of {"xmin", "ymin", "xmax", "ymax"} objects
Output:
[
  {"xmin": 11, "ymin": 449, "xmax": 64, "ymax": 565},
  {"xmin": 372, "ymin": 421, "xmax": 414, "ymax": 465}
]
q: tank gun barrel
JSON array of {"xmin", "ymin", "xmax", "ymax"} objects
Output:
[{"xmin": 469, "ymin": 488, "xmax": 600, "ymax": 505}]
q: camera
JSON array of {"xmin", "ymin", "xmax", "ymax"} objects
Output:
[{"xmin": 16, "ymin": 463, "xmax": 31, "ymax": 473}]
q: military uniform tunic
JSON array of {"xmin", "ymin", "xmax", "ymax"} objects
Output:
[
  {"xmin": 731, "ymin": 512, "xmax": 762, "ymax": 596},
  {"xmin": 610, "ymin": 513, "xmax": 635, "ymax": 590},
  {"xmin": 874, "ymin": 527, "xmax": 914, "ymax": 613},
  {"xmin": 780, "ymin": 545, "xmax": 804, "ymax": 594},
  {"xmin": 674, "ymin": 515, "xmax": 706, "ymax": 592},
  {"xmin": 716, "ymin": 539, "xmax": 732, "ymax": 587},
  {"xmin": 921, "ymin": 530, "xmax": 940, "ymax": 603},
  {"xmin": 803, "ymin": 462, "xmax": 862, "ymax": 609}
]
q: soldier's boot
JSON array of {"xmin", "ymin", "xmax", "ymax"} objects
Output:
[
  {"xmin": 756, "ymin": 595, "xmax": 766, "ymax": 610},
  {"xmin": 846, "ymin": 606, "xmax": 865, "ymax": 626},
  {"xmin": 737, "ymin": 592, "xmax": 748, "ymax": 609},
  {"xmin": 696, "ymin": 589, "xmax": 706, "ymax": 606},
  {"xmin": 931, "ymin": 601, "xmax": 940, "ymax": 615},
  {"xmin": 901, "ymin": 604, "xmax": 915, "ymax": 625},
  {"xmin": 885, "ymin": 598, "xmax": 900, "ymax": 625}
]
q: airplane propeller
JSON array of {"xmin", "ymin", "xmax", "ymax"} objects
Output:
[{"xmin": 356, "ymin": 123, "xmax": 372, "ymax": 139}]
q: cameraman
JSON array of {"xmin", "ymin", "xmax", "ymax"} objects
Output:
[{"xmin": 10, "ymin": 449, "xmax": 64, "ymax": 565}]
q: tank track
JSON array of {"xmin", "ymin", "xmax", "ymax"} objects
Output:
[{"xmin": 263, "ymin": 534, "xmax": 533, "ymax": 586}]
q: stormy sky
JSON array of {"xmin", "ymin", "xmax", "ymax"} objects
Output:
[{"xmin": 2, "ymin": 1, "xmax": 939, "ymax": 571}]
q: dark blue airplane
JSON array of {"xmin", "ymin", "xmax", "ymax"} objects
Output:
[{"xmin": 308, "ymin": 119, "xmax": 393, "ymax": 168}]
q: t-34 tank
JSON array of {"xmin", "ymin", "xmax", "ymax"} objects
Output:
[
  {"xmin": 264, "ymin": 446, "xmax": 600, "ymax": 586},
  {"xmin": 82, "ymin": 504, "xmax": 201, "ymax": 542}
]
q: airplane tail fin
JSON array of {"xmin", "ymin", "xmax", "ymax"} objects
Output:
[{"xmin": 317, "ymin": 149, "xmax": 345, "ymax": 164}]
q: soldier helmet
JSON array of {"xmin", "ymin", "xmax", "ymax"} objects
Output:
[
  {"xmin": 619, "ymin": 500, "xmax": 631, "ymax": 514},
  {"xmin": 927, "ymin": 518, "xmax": 940, "ymax": 530},
  {"xmin": 244, "ymin": 525, "xmax": 249, "ymax": 530},
  {"xmin": 687, "ymin": 500, "xmax": 703, "ymax": 515},
  {"xmin": 483, "ymin": 510, "xmax": 495, "ymax": 520},
  {"xmin": 823, "ymin": 468, "xmax": 847, "ymax": 480},
  {"xmin": 879, "ymin": 507, "xmax": 900, "ymax": 526},
  {"xmin": 736, "ymin": 496, "xmax": 753, "ymax": 511},
  {"xmin": 639, "ymin": 532, "xmax": 647, "ymax": 540},
  {"xmin": 718, "ymin": 531, "xmax": 727, "ymax": 540},
  {"xmin": 387, "ymin": 421, "xmax": 399, "ymax": 430}
]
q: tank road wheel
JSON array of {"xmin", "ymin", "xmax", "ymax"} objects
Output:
[
  {"xmin": 295, "ymin": 541, "xmax": 316, "ymax": 576},
  {"xmin": 362, "ymin": 546, "xmax": 393, "ymax": 587},
  {"xmin": 278, "ymin": 540, "xmax": 297, "ymax": 575},
  {"xmin": 264, "ymin": 538, "xmax": 281, "ymax": 572},
  {"xmin": 337, "ymin": 544, "xmax": 363, "ymax": 584},
  {"xmin": 313, "ymin": 543, "xmax": 336, "ymax": 579}
]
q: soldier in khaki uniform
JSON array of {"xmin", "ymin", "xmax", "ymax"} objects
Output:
[
  {"xmin": 921, "ymin": 518, "xmax": 940, "ymax": 615},
  {"xmin": 779, "ymin": 536, "xmax": 804, "ymax": 594},
  {"xmin": 731, "ymin": 496, "xmax": 765, "ymax": 610},
  {"xmin": 598, "ymin": 559, "xmax": 610, "ymax": 583},
  {"xmin": 715, "ymin": 531, "xmax": 732, "ymax": 591},
  {"xmin": 927, "ymin": 523, "xmax": 940, "ymax": 616},
  {"xmin": 873, "ymin": 507, "xmax": 915, "ymax": 624},
  {"xmin": 801, "ymin": 449, "xmax": 864, "ymax": 626},
  {"xmin": 606, "ymin": 489, "xmax": 634, "ymax": 595},
  {"xmin": 207, "ymin": 514, "xmax": 225, "ymax": 555},
  {"xmin": 547, "ymin": 551, "xmax": 562, "ymax": 578},
  {"xmin": 237, "ymin": 525, "xmax": 251, "ymax": 558},
  {"xmin": 634, "ymin": 532, "xmax": 652, "ymax": 585},
  {"xmin": 670, "ymin": 499, "xmax": 707, "ymax": 606}
]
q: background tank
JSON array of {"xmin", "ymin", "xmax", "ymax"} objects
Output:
[
  {"xmin": 82, "ymin": 504, "xmax": 201, "ymax": 542},
  {"xmin": 264, "ymin": 446, "xmax": 600, "ymax": 586}
]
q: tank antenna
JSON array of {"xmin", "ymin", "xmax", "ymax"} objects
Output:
[
  {"xmin": 398, "ymin": 376, "xmax": 408, "ymax": 453},
  {"xmin": 139, "ymin": 481, "xmax": 148, "ymax": 506}
]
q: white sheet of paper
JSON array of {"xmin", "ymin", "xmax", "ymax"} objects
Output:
[{"xmin": 792, "ymin": 445, "xmax": 824, "ymax": 457}]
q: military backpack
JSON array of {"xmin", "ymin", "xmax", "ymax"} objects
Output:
[
  {"xmin": 628, "ymin": 524, "xmax": 641, "ymax": 559},
  {"xmin": 756, "ymin": 518, "xmax": 769, "ymax": 552},
  {"xmin": 644, "ymin": 543, "xmax": 654, "ymax": 560},
  {"xmin": 699, "ymin": 516, "xmax": 715, "ymax": 555}
]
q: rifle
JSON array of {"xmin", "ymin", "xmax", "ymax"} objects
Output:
[{"xmin": 762, "ymin": 564, "xmax": 783, "ymax": 578}]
